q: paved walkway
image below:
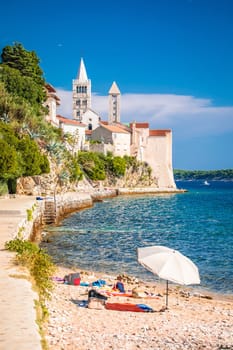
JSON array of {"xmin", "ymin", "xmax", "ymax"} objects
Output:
[{"xmin": 0, "ymin": 196, "xmax": 42, "ymax": 350}]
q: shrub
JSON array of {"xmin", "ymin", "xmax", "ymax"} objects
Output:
[
  {"xmin": 5, "ymin": 238, "xmax": 56, "ymax": 302},
  {"xmin": 0, "ymin": 180, "xmax": 8, "ymax": 195},
  {"xmin": 27, "ymin": 208, "xmax": 33, "ymax": 221}
]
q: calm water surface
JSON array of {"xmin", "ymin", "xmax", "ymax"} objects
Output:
[{"xmin": 41, "ymin": 181, "xmax": 233, "ymax": 295}]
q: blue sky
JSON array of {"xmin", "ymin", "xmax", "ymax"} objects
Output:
[{"xmin": 1, "ymin": 0, "xmax": 233, "ymax": 170}]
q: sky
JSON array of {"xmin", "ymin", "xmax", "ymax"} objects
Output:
[{"xmin": 1, "ymin": 0, "xmax": 233, "ymax": 170}]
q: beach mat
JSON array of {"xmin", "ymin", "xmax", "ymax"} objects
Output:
[{"xmin": 105, "ymin": 302, "xmax": 154, "ymax": 312}]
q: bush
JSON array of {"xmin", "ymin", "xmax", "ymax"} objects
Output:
[
  {"xmin": 0, "ymin": 180, "xmax": 8, "ymax": 195},
  {"xmin": 5, "ymin": 238, "xmax": 56, "ymax": 302},
  {"xmin": 78, "ymin": 151, "xmax": 106, "ymax": 180}
]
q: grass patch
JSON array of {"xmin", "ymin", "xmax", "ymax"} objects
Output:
[{"xmin": 5, "ymin": 237, "xmax": 56, "ymax": 350}]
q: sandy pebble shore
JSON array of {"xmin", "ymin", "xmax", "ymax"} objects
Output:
[{"xmin": 44, "ymin": 266, "xmax": 233, "ymax": 350}]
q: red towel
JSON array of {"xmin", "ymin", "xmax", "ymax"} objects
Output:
[{"xmin": 105, "ymin": 302, "xmax": 149, "ymax": 312}]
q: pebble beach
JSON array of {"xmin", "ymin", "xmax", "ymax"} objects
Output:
[
  {"xmin": 0, "ymin": 194, "xmax": 233, "ymax": 350},
  {"xmin": 44, "ymin": 266, "xmax": 233, "ymax": 350}
]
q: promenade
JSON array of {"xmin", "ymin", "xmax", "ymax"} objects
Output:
[{"xmin": 0, "ymin": 196, "xmax": 42, "ymax": 350}]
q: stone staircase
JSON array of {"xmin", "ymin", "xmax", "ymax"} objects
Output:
[{"xmin": 42, "ymin": 199, "xmax": 56, "ymax": 224}]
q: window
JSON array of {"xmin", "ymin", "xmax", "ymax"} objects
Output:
[{"xmin": 88, "ymin": 123, "xmax": 92, "ymax": 130}]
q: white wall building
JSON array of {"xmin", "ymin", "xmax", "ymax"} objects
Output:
[
  {"xmin": 91, "ymin": 123, "xmax": 131, "ymax": 157},
  {"xmin": 44, "ymin": 83, "xmax": 60, "ymax": 127},
  {"xmin": 131, "ymin": 122, "xmax": 176, "ymax": 188},
  {"xmin": 82, "ymin": 109, "xmax": 101, "ymax": 132},
  {"xmin": 57, "ymin": 115, "xmax": 86, "ymax": 152}
]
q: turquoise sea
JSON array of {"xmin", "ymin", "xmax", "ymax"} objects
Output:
[{"xmin": 41, "ymin": 181, "xmax": 233, "ymax": 295}]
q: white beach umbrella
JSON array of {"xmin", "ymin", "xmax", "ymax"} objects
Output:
[{"xmin": 137, "ymin": 245, "xmax": 200, "ymax": 308}]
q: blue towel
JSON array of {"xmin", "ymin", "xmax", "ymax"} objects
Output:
[
  {"xmin": 80, "ymin": 282, "xmax": 90, "ymax": 286},
  {"xmin": 137, "ymin": 304, "xmax": 154, "ymax": 312},
  {"xmin": 92, "ymin": 279, "xmax": 106, "ymax": 287}
]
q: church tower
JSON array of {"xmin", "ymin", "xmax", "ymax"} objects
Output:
[
  {"xmin": 72, "ymin": 58, "xmax": 91, "ymax": 121},
  {"xmin": 108, "ymin": 81, "xmax": 121, "ymax": 124}
]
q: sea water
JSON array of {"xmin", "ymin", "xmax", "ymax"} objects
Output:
[{"xmin": 41, "ymin": 180, "xmax": 233, "ymax": 295}]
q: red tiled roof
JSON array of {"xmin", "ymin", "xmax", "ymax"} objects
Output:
[
  {"xmin": 101, "ymin": 124, "xmax": 129, "ymax": 134},
  {"xmin": 56, "ymin": 115, "xmax": 86, "ymax": 127},
  {"xmin": 45, "ymin": 83, "xmax": 56, "ymax": 93},
  {"xmin": 100, "ymin": 121, "xmax": 108, "ymax": 125},
  {"xmin": 85, "ymin": 130, "xmax": 92, "ymax": 135},
  {"xmin": 130, "ymin": 122, "xmax": 149, "ymax": 129},
  {"xmin": 149, "ymin": 130, "xmax": 171, "ymax": 136}
]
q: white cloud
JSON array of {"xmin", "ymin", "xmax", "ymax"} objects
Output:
[{"xmin": 56, "ymin": 88, "xmax": 233, "ymax": 139}]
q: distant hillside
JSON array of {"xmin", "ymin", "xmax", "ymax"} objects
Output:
[{"xmin": 174, "ymin": 169, "xmax": 233, "ymax": 181}]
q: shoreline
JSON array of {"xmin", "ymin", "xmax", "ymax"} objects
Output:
[{"xmin": 51, "ymin": 262, "xmax": 233, "ymax": 302}]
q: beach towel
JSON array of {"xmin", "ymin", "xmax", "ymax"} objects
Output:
[
  {"xmin": 105, "ymin": 302, "xmax": 154, "ymax": 312},
  {"xmin": 92, "ymin": 279, "xmax": 106, "ymax": 287}
]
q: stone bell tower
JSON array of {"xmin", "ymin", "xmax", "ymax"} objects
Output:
[
  {"xmin": 72, "ymin": 58, "xmax": 91, "ymax": 121},
  {"xmin": 108, "ymin": 81, "xmax": 121, "ymax": 124}
]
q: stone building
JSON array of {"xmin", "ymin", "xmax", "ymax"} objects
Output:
[{"xmin": 130, "ymin": 123, "xmax": 176, "ymax": 188}]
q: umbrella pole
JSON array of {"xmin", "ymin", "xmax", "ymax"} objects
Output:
[{"xmin": 165, "ymin": 280, "xmax": 168, "ymax": 309}]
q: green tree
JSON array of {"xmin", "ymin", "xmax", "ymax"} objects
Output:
[
  {"xmin": 0, "ymin": 63, "xmax": 46, "ymax": 106},
  {"xmin": 0, "ymin": 139, "xmax": 19, "ymax": 180},
  {"xmin": 0, "ymin": 42, "xmax": 46, "ymax": 106},
  {"xmin": 1, "ymin": 42, "xmax": 44, "ymax": 85},
  {"xmin": 18, "ymin": 135, "xmax": 46, "ymax": 176}
]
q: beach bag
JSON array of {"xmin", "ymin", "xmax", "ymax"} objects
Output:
[{"xmin": 64, "ymin": 273, "xmax": 81, "ymax": 286}]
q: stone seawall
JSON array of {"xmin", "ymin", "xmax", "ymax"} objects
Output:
[
  {"xmin": 117, "ymin": 187, "xmax": 187, "ymax": 195},
  {"xmin": 55, "ymin": 192, "xmax": 93, "ymax": 219}
]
